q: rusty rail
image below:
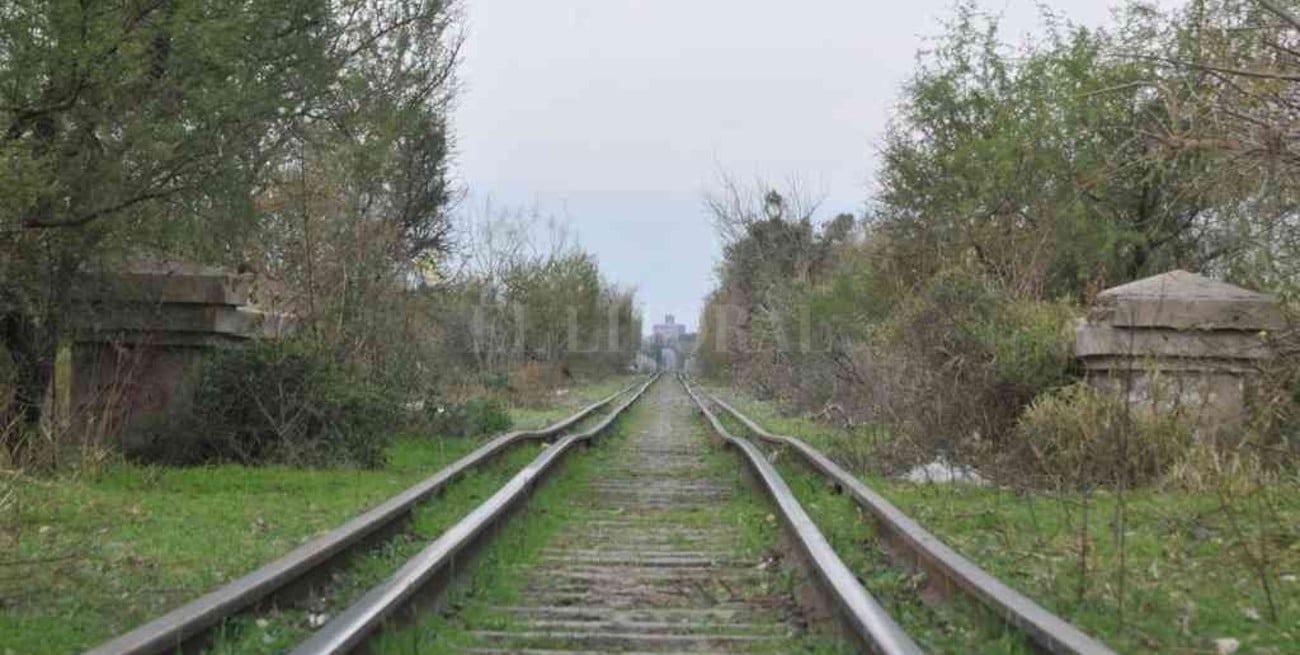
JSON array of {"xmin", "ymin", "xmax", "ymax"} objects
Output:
[
  {"xmin": 680, "ymin": 376, "xmax": 925, "ymax": 655},
  {"xmin": 288, "ymin": 374, "xmax": 658, "ymax": 655},
  {"xmin": 83, "ymin": 378, "xmax": 649, "ymax": 655},
  {"xmin": 699, "ymin": 384, "xmax": 1118, "ymax": 655}
]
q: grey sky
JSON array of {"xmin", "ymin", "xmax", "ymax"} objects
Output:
[{"xmin": 453, "ymin": 1, "xmax": 1123, "ymax": 333}]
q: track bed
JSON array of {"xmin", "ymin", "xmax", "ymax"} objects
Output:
[{"xmin": 409, "ymin": 378, "xmax": 847, "ymax": 654}]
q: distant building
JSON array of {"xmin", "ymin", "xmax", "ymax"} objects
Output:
[
  {"xmin": 647, "ymin": 315, "xmax": 690, "ymax": 372},
  {"xmin": 660, "ymin": 347, "xmax": 680, "ymax": 372},
  {"xmin": 652, "ymin": 315, "xmax": 686, "ymax": 342}
]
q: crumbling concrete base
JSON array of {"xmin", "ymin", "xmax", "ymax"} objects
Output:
[
  {"xmin": 70, "ymin": 263, "xmax": 292, "ymax": 451},
  {"xmin": 1083, "ymin": 363, "xmax": 1255, "ymax": 438},
  {"xmin": 1076, "ymin": 270, "xmax": 1281, "ymax": 439}
]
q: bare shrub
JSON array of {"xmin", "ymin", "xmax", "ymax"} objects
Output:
[
  {"xmin": 1162, "ymin": 322, "xmax": 1300, "ymax": 488},
  {"xmin": 0, "ymin": 344, "xmax": 11, "ymax": 419},
  {"xmin": 848, "ymin": 269, "xmax": 1078, "ymax": 473},
  {"xmin": 508, "ymin": 362, "xmax": 570, "ymax": 407},
  {"xmin": 135, "ymin": 342, "xmax": 399, "ymax": 469},
  {"xmin": 1010, "ymin": 382, "xmax": 1196, "ymax": 488}
]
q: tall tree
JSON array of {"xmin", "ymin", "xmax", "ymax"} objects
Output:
[{"xmin": 0, "ymin": 0, "xmax": 461, "ymax": 426}]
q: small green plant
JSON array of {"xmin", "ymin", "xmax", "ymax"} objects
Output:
[
  {"xmin": 426, "ymin": 396, "xmax": 513, "ymax": 438},
  {"xmin": 481, "ymin": 371, "xmax": 511, "ymax": 391}
]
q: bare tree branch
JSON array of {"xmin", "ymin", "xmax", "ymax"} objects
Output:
[
  {"xmin": 1127, "ymin": 53, "xmax": 1300, "ymax": 81},
  {"xmin": 1256, "ymin": 0, "xmax": 1300, "ymax": 32}
]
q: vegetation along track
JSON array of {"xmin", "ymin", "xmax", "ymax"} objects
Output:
[
  {"xmin": 85, "ymin": 374, "xmax": 1118, "ymax": 655},
  {"xmin": 688, "ymin": 380, "xmax": 1119, "ymax": 655},
  {"xmin": 82, "ymin": 379, "xmax": 650, "ymax": 655},
  {"xmin": 369, "ymin": 374, "xmax": 870, "ymax": 655}
]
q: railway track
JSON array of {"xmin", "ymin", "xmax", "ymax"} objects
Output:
[
  {"xmin": 84, "ymin": 374, "xmax": 1119, "ymax": 655},
  {"xmin": 684, "ymin": 378, "xmax": 1118, "ymax": 655},
  {"xmin": 430, "ymin": 370, "xmax": 853, "ymax": 654},
  {"xmin": 84, "ymin": 378, "xmax": 653, "ymax": 655}
]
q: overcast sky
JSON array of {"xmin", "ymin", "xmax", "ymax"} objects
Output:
[{"xmin": 452, "ymin": 1, "xmax": 1125, "ymax": 333}]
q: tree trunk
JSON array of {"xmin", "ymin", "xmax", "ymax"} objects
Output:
[{"xmin": 0, "ymin": 311, "xmax": 55, "ymax": 459}]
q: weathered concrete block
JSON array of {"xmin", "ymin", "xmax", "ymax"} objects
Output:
[
  {"xmin": 69, "ymin": 262, "xmax": 294, "ymax": 451},
  {"xmin": 73, "ymin": 261, "xmax": 253, "ymax": 306},
  {"xmin": 75, "ymin": 304, "xmax": 294, "ymax": 345},
  {"xmin": 1075, "ymin": 324, "xmax": 1271, "ymax": 363},
  {"xmin": 70, "ymin": 342, "xmax": 207, "ymax": 451},
  {"xmin": 1077, "ymin": 270, "xmax": 1279, "ymax": 436},
  {"xmin": 1089, "ymin": 270, "xmax": 1284, "ymax": 331}
]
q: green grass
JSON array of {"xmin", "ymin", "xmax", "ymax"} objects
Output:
[
  {"xmin": 709, "ymin": 386, "xmax": 1300, "ymax": 655},
  {"xmin": 371, "ymin": 395, "xmax": 640, "ymax": 654},
  {"xmin": 206, "ymin": 440, "xmax": 553, "ymax": 654},
  {"xmin": 508, "ymin": 375, "xmax": 635, "ymax": 430},
  {"xmin": 715, "ymin": 410, "xmax": 1034, "ymax": 654},
  {"xmin": 0, "ymin": 376, "xmax": 633, "ymax": 655}
]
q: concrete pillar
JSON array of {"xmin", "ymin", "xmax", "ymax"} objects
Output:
[
  {"xmin": 1075, "ymin": 270, "xmax": 1283, "ymax": 437},
  {"xmin": 70, "ymin": 262, "xmax": 292, "ymax": 449}
]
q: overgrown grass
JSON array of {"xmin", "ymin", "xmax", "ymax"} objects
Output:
[
  {"xmin": 375, "ymin": 384, "xmax": 856, "ymax": 654},
  {"xmin": 880, "ymin": 480, "xmax": 1300, "ymax": 654},
  {"xmin": 715, "ymin": 410, "xmax": 1033, "ymax": 653},
  {"xmin": 0, "ymin": 376, "xmax": 632, "ymax": 655},
  {"xmin": 711, "ymin": 387, "xmax": 1300, "ymax": 654},
  {"xmin": 369, "ymin": 421, "xmax": 610, "ymax": 654},
  {"xmin": 508, "ymin": 374, "xmax": 635, "ymax": 430},
  {"xmin": 681, "ymin": 406, "xmax": 859, "ymax": 655},
  {"xmin": 207, "ymin": 441, "xmax": 552, "ymax": 654}
]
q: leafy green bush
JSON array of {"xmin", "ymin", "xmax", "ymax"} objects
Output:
[
  {"xmin": 138, "ymin": 341, "xmax": 398, "ymax": 468},
  {"xmin": 982, "ymin": 298, "xmax": 1078, "ymax": 392},
  {"xmin": 893, "ymin": 268, "xmax": 1075, "ymax": 390},
  {"xmin": 426, "ymin": 396, "xmax": 513, "ymax": 438},
  {"xmin": 871, "ymin": 267, "xmax": 1077, "ymax": 463},
  {"xmin": 481, "ymin": 371, "xmax": 511, "ymax": 391},
  {"xmin": 1010, "ymin": 382, "xmax": 1195, "ymax": 487}
]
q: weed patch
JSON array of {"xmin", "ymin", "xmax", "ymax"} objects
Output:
[
  {"xmin": 205, "ymin": 441, "xmax": 551, "ymax": 654},
  {"xmin": 714, "ymin": 410, "xmax": 1034, "ymax": 654},
  {"xmin": 0, "ymin": 377, "xmax": 629, "ymax": 655},
  {"xmin": 713, "ymin": 388, "xmax": 1300, "ymax": 654},
  {"xmin": 375, "ymin": 385, "xmax": 857, "ymax": 654}
]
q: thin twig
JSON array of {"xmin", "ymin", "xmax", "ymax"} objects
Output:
[{"xmin": 1256, "ymin": 0, "xmax": 1300, "ymax": 32}]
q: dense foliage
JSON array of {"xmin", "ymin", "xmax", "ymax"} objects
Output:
[
  {"xmin": 0, "ymin": 1, "xmax": 641, "ymax": 469},
  {"xmin": 700, "ymin": 0, "xmax": 1300, "ymax": 485},
  {"xmin": 1, "ymin": 0, "xmax": 458, "ymax": 418},
  {"xmin": 142, "ymin": 342, "xmax": 399, "ymax": 468}
]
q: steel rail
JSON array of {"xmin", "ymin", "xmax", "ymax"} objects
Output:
[
  {"xmin": 83, "ymin": 378, "xmax": 648, "ymax": 655},
  {"xmin": 701, "ymin": 386, "xmax": 1119, "ymax": 655},
  {"xmin": 288, "ymin": 374, "xmax": 658, "ymax": 655},
  {"xmin": 680, "ymin": 376, "xmax": 925, "ymax": 655}
]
